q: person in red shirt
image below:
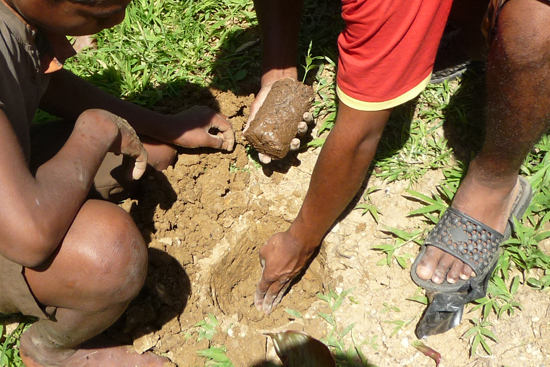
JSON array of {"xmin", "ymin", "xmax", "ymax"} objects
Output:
[{"xmin": 252, "ymin": 0, "xmax": 542, "ymax": 337}]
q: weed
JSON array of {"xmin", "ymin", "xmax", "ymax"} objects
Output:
[
  {"xmin": 355, "ymin": 187, "xmax": 382, "ymax": 223},
  {"xmin": 316, "ymin": 288, "xmax": 379, "ymax": 367},
  {"xmin": 372, "ymin": 227, "xmax": 422, "ymax": 268},
  {"xmin": 194, "ymin": 313, "xmax": 219, "ymax": 342},
  {"xmin": 197, "ymin": 346, "xmax": 235, "ymax": 367},
  {"xmin": 383, "ymin": 318, "xmax": 415, "ymax": 338},
  {"xmin": 284, "ymin": 308, "xmax": 304, "ymax": 319},
  {"xmin": 462, "ymin": 318, "xmax": 498, "ymax": 357},
  {"xmin": 193, "ymin": 314, "xmax": 237, "ymax": 367},
  {"xmin": 0, "ymin": 317, "xmax": 32, "ymax": 367},
  {"xmin": 471, "ymin": 275, "xmax": 523, "ymax": 322}
]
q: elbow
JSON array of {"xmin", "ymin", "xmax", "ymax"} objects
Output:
[
  {"xmin": 1, "ymin": 228, "xmax": 60, "ymax": 268},
  {"xmin": 15, "ymin": 248, "xmax": 54, "ymax": 268}
]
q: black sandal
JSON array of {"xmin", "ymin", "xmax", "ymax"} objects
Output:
[{"xmin": 410, "ymin": 176, "xmax": 533, "ymax": 338}]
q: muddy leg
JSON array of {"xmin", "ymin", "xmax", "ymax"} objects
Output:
[
  {"xmin": 415, "ymin": 0, "xmax": 550, "ymax": 284},
  {"xmin": 20, "ymin": 200, "xmax": 169, "ymax": 367}
]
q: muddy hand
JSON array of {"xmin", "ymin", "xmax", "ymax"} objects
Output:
[
  {"xmin": 254, "ymin": 231, "xmax": 312, "ymax": 314},
  {"xmin": 83, "ymin": 110, "xmax": 147, "ymax": 180},
  {"xmin": 169, "ymin": 106, "xmax": 235, "ymax": 151}
]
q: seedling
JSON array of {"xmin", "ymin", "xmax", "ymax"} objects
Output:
[
  {"xmin": 284, "ymin": 309, "xmax": 304, "ymax": 319},
  {"xmin": 462, "ymin": 318, "xmax": 498, "ymax": 357},
  {"xmin": 194, "ymin": 313, "xmax": 219, "ymax": 342},
  {"xmin": 383, "ymin": 317, "xmax": 415, "ymax": 337},
  {"xmin": 316, "ymin": 288, "xmax": 378, "ymax": 367},
  {"xmin": 197, "ymin": 346, "xmax": 234, "ymax": 367},
  {"xmin": 471, "ymin": 276, "xmax": 523, "ymax": 319},
  {"xmin": 372, "ymin": 227, "xmax": 422, "ymax": 268},
  {"xmin": 355, "ymin": 187, "xmax": 382, "ymax": 223}
]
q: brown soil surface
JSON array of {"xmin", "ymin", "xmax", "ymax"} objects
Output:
[{"xmin": 108, "ymin": 86, "xmax": 550, "ymax": 367}]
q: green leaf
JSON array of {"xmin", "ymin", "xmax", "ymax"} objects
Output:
[
  {"xmin": 284, "ymin": 309, "xmax": 303, "ymax": 319},
  {"xmin": 318, "ymin": 312, "xmax": 336, "ymax": 326},
  {"xmin": 479, "ymin": 328, "xmax": 498, "ymax": 343}
]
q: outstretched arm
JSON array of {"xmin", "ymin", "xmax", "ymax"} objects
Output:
[
  {"xmin": 40, "ymin": 69, "xmax": 235, "ymax": 151},
  {"xmin": 255, "ymin": 105, "xmax": 392, "ymax": 313}
]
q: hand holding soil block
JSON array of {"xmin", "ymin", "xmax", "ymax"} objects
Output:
[{"xmin": 244, "ymin": 78, "xmax": 314, "ymax": 159}]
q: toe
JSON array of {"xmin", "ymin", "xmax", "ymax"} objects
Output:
[
  {"xmin": 460, "ymin": 263, "xmax": 474, "ymax": 280},
  {"xmin": 416, "ymin": 246, "xmax": 443, "ymax": 280},
  {"xmin": 432, "ymin": 252, "xmax": 456, "ymax": 284},
  {"xmin": 446, "ymin": 260, "xmax": 464, "ymax": 283}
]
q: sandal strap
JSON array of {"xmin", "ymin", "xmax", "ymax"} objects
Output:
[{"xmin": 425, "ymin": 207, "xmax": 504, "ymax": 276}]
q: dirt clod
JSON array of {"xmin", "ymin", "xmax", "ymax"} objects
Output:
[{"xmin": 244, "ymin": 79, "xmax": 314, "ymax": 159}]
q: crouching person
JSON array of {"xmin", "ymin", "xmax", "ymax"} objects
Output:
[{"xmin": 0, "ymin": 0, "xmax": 234, "ymax": 365}]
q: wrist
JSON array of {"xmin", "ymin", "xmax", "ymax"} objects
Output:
[
  {"xmin": 286, "ymin": 222, "xmax": 322, "ymax": 255},
  {"xmin": 261, "ymin": 68, "xmax": 298, "ymax": 88}
]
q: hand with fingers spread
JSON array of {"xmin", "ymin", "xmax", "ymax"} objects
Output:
[
  {"xmin": 254, "ymin": 231, "xmax": 317, "ymax": 314},
  {"xmin": 162, "ymin": 105, "xmax": 235, "ymax": 151}
]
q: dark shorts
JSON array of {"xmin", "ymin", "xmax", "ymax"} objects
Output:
[{"xmin": 0, "ymin": 119, "xmax": 136, "ymax": 319}]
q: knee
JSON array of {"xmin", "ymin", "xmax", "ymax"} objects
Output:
[
  {"xmin": 67, "ymin": 201, "xmax": 148, "ymax": 304},
  {"xmin": 493, "ymin": 0, "xmax": 550, "ymax": 68}
]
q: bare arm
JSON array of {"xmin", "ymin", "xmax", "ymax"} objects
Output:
[
  {"xmin": 0, "ymin": 109, "xmax": 145, "ymax": 267},
  {"xmin": 40, "ymin": 69, "xmax": 234, "ymax": 150},
  {"xmin": 253, "ymin": 0, "xmax": 303, "ymax": 86}
]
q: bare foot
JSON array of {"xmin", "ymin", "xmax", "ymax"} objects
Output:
[
  {"xmin": 415, "ymin": 173, "xmax": 520, "ymax": 285},
  {"xmin": 20, "ymin": 331, "xmax": 173, "ymax": 367}
]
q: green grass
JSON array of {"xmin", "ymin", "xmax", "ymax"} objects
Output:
[{"xmin": 0, "ymin": 316, "xmax": 33, "ymax": 367}]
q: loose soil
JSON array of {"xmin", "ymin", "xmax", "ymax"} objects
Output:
[{"xmin": 110, "ymin": 85, "xmax": 550, "ymax": 367}]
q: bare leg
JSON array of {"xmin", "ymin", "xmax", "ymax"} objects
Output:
[
  {"xmin": 141, "ymin": 137, "xmax": 177, "ymax": 171},
  {"xmin": 416, "ymin": 0, "xmax": 550, "ymax": 284},
  {"xmin": 20, "ymin": 200, "xmax": 169, "ymax": 367}
]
